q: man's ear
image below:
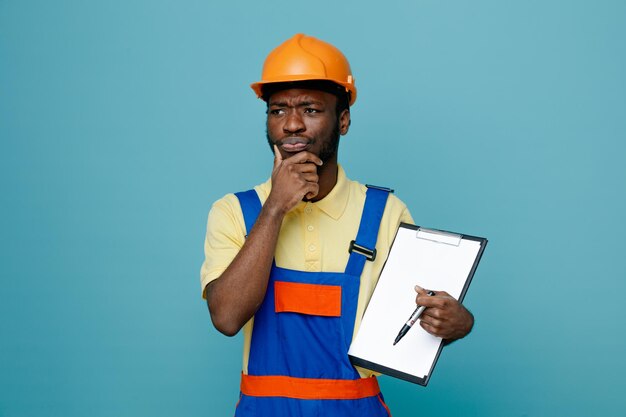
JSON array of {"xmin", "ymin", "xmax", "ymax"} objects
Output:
[{"xmin": 339, "ymin": 109, "xmax": 351, "ymax": 135}]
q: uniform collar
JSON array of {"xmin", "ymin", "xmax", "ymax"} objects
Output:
[{"xmin": 312, "ymin": 164, "xmax": 349, "ymax": 220}]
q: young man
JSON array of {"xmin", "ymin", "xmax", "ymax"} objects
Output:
[{"xmin": 201, "ymin": 33, "xmax": 474, "ymax": 417}]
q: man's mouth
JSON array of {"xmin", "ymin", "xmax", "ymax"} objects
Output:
[{"xmin": 278, "ymin": 138, "xmax": 311, "ymax": 153}]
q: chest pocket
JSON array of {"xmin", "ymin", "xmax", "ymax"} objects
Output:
[{"xmin": 274, "ymin": 281, "xmax": 342, "ymax": 317}]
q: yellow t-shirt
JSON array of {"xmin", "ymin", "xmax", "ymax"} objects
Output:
[{"xmin": 200, "ymin": 165, "xmax": 414, "ymax": 377}]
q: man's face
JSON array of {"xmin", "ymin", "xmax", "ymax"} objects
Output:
[{"xmin": 265, "ymin": 88, "xmax": 350, "ymax": 163}]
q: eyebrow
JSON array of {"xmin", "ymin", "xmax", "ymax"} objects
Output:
[{"xmin": 269, "ymin": 99, "xmax": 324, "ymax": 107}]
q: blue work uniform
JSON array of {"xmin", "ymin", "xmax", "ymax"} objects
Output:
[{"xmin": 233, "ymin": 187, "xmax": 392, "ymax": 417}]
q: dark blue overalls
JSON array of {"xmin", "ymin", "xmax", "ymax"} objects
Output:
[{"xmin": 233, "ymin": 187, "xmax": 392, "ymax": 417}]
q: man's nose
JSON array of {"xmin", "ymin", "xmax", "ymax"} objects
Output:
[{"xmin": 283, "ymin": 111, "xmax": 305, "ymax": 133}]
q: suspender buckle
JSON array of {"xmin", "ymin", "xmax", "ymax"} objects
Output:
[
  {"xmin": 349, "ymin": 240, "xmax": 377, "ymax": 262},
  {"xmin": 365, "ymin": 184, "xmax": 394, "ymax": 193}
]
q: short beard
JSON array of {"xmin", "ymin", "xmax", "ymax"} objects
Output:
[{"xmin": 266, "ymin": 122, "xmax": 340, "ymax": 164}]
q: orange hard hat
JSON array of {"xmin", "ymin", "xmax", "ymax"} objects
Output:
[{"xmin": 250, "ymin": 34, "xmax": 357, "ymax": 106}]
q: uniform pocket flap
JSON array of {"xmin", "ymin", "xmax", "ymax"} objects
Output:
[{"xmin": 274, "ymin": 281, "xmax": 341, "ymax": 317}]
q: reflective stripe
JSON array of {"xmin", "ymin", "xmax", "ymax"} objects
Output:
[
  {"xmin": 240, "ymin": 374, "xmax": 381, "ymax": 400},
  {"xmin": 274, "ymin": 281, "xmax": 342, "ymax": 317}
]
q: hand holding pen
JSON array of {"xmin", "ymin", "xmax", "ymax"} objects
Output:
[
  {"xmin": 397, "ymin": 284, "xmax": 475, "ymax": 342},
  {"xmin": 393, "ymin": 289, "xmax": 435, "ymax": 345}
]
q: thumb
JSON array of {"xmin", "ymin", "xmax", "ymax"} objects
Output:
[{"xmin": 414, "ymin": 284, "xmax": 433, "ymax": 297}]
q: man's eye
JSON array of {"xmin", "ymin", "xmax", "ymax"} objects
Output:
[
  {"xmin": 270, "ymin": 109, "xmax": 284, "ymax": 115},
  {"xmin": 304, "ymin": 108, "xmax": 319, "ymax": 113}
]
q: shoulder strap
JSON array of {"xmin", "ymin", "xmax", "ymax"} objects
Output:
[
  {"xmin": 344, "ymin": 186, "xmax": 391, "ymax": 276},
  {"xmin": 234, "ymin": 189, "xmax": 262, "ymax": 236}
]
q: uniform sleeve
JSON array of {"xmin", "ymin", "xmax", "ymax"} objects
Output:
[
  {"xmin": 199, "ymin": 194, "xmax": 246, "ymax": 298},
  {"xmin": 384, "ymin": 193, "xmax": 414, "ymax": 237},
  {"xmin": 400, "ymin": 205, "xmax": 414, "ymax": 225}
]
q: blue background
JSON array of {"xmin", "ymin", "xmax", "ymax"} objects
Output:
[{"xmin": 2, "ymin": 1, "xmax": 625, "ymax": 416}]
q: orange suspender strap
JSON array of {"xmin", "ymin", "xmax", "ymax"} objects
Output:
[{"xmin": 240, "ymin": 374, "xmax": 381, "ymax": 400}]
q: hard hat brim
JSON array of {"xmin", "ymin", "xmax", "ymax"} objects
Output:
[{"xmin": 251, "ymin": 77, "xmax": 357, "ymax": 106}]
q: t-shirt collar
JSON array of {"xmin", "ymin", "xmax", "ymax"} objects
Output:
[{"xmin": 312, "ymin": 164, "xmax": 349, "ymax": 220}]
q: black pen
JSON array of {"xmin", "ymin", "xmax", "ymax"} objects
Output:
[{"xmin": 393, "ymin": 290, "xmax": 435, "ymax": 345}]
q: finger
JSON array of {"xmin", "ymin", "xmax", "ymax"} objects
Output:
[
  {"xmin": 273, "ymin": 145, "xmax": 283, "ymax": 167},
  {"xmin": 421, "ymin": 317, "xmax": 452, "ymax": 338},
  {"xmin": 414, "ymin": 284, "xmax": 430, "ymax": 295},
  {"xmin": 285, "ymin": 151, "xmax": 323, "ymax": 166},
  {"xmin": 421, "ymin": 306, "xmax": 445, "ymax": 320},
  {"xmin": 416, "ymin": 293, "xmax": 447, "ymax": 308},
  {"xmin": 301, "ymin": 172, "xmax": 319, "ymax": 183},
  {"xmin": 296, "ymin": 163, "xmax": 321, "ymax": 173},
  {"xmin": 304, "ymin": 183, "xmax": 320, "ymax": 200},
  {"xmin": 420, "ymin": 314, "xmax": 444, "ymax": 329},
  {"xmin": 419, "ymin": 320, "xmax": 442, "ymax": 338},
  {"xmin": 414, "ymin": 284, "xmax": 435, "ymax": 305},
  {"xmin": 435, "ymin": 290, "xmax": 452, "ymax": 298}
]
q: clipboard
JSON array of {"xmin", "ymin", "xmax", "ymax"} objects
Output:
[{"xmin": 348, "ymin": 223, "xmax": 487, "ymax": 386}]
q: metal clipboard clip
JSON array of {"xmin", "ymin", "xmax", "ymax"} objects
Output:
[{"xmin": 416, "ymin": 227, "xmax": 462, "ymax": 247}]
